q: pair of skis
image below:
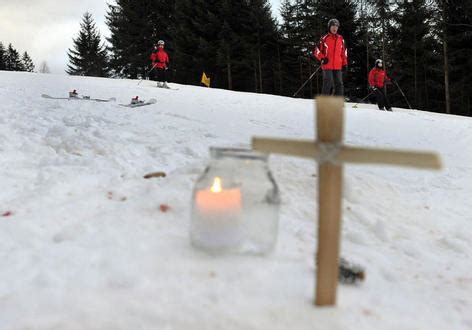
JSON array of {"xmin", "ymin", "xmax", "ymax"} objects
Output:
[
  {"xmin": 119, "ymin": 97, "xmax": 157, "ymax": 108},
  {"xmin": 114, "ymin": 84, "xmax": 177, "ymax": 106},
  {"xmin": 41, "ymin": 94, "xmax": 116, "ymax": 102},
  {"xmin": 155, "ymin": 84, "xmax": 179, "ymax": 91},
  {"xmin": 42, "ymin": 93, "xmax": 156, "ymax": 108}
]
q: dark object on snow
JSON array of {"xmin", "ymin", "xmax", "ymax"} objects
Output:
[
  {"xmin": 130, "ymin": 96, "xmax": 143, "ymax": 105},
  {"xmin": 339, "ymin": 257, "xmax": 365, "ymax": 284},
  {"xmin": 144, "ymin": 171, "xmax": 167, "ymax": 179},
  {"xmin": 69, "ymin": 89, "xmax": 79, "ymax": 98}
]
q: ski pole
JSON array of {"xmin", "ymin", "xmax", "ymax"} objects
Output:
[
  {"xmin": 293, "ymin": 65, "xmax": 321, "ymax": 97},
  {"xmin": 352, "ymin": 90, "xmax": 375, "ymax": 109},
  {"xmin": 138, "ymin": 64, "xmax": 158, "ymax": 85},
  {"xmin": 393, "ymin": 80, "xmax": 412, "ymax": 109}
]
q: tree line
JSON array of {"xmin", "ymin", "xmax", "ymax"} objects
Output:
[
  {"xmin": 66, "ymin": 0, "xmax": 471, "ymax": 117},
  {"xmin": 0, "ymin": 42, "xmax": 35, "ymax": 72}
]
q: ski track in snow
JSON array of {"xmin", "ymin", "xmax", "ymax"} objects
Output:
[{"xmin": 1, "ymin": 71, "xmax": 472, "ymax": 330}]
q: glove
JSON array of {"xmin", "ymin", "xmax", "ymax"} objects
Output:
[
  {"xmin": 370, "ymin": 86, "xmax": 377, "ymax": 91},
  {"xmin": 321, "ymin": 58, "xmax": 329, "ymax": 65}
]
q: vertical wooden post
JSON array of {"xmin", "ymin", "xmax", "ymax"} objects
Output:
[{"xmin": 315, "ymin": 96, "xmax": 344, "ymax": 306}]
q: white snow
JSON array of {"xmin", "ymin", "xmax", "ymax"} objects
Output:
[{"xmin": 1, "ymin": 71, "xmax": 471, "ymax": 330}]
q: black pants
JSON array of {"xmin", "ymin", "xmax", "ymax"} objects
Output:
[
  {"xmin": 321, "ymin": 70, "xmax": 344, "ymax": 96},
  {"xmin": 152, "ymin": 68, "xmax": 168, "ymax": 82},
  {"xmin": 374, "ymin": 88, "xmax": 391, "ymax": 110}
]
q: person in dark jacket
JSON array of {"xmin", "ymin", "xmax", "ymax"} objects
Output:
[
  {"xmin": 150, "ymin": 39, "xmax": 170, "ymax": 88},
  {"xmin": 368, "ymin": 59, "xmax": 392, "ymax": 111},
  {"xmin": 314, "ymin": 18, "xmax": 348, "ymax": 96}
]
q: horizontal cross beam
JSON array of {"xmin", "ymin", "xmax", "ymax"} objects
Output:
[{"xmin": 252, "ymin": 137, "xmax": 442, "ymax": 170}]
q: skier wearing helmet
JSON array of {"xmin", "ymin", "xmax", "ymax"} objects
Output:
[
  {"xmin": 368, "ymin": 59, "xmax": 392, "ymax": 111},
  {"xmin": 150, "ymin": 39, "xmax": 170, "ymax": 88},
  {"xmin": 314, "ymin": 18, "xmax": 348, "ymax": 96}
]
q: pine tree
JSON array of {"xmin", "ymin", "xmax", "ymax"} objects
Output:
[
  {"xmin": 217, "ymin": 0, "xmax": 243, "ymax": 90},
  {"xmin": 173, "ymin": 0, "xmax": 225, "ymax": 87},
  {"xmin": 106, "ymin": 0, "xmax": 175, "ymax": 78},
  {"xmin": 5, "ymin": 43, "xmax": 23, "ymax": 71},
  {"xmin": 0, "ymin": 42, "xmax": 6, "ymax": 70},
  {"xmin": 217, "ymin": 18, "xmax": 237, "ymax": 90},
  {"xmin": 215, "ymin": 0, "xmax": 278, "ymax": 92},
  {"xmin": 67, "ymin": 12, "xmax": 109, "ymax": 77},
  {"xmin": 21, "ymin": 51, "xmax": 35, "ymax": 72},
  {"xmin": 39, "ymin": 61, "xmax": 50, "ymax": 74},
  {"xmin": 436, "ymin": 0, "xmax": 451, "ymax": 114},
  {"xmin": 278, "ymin": 0, "xmax": 307, "ymax": 96},
  {"xmin": 389, "ymin": 0, "xmax": 437, "ymax": 111},
  {"xmin": 443, "ymin": 0, "xmax": 472, "ymax": 116},
  {"xmin": 173, "ymin": 0, "xmax": 278, "ymax": 92},
  {"xmin": 246, "ymin": 0, "xmax": 280, "ymax": 94}
]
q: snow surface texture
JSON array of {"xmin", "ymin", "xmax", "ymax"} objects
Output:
[{"xmin": 1, "ymin": 71, "xmax": 471, "ymax": 330}]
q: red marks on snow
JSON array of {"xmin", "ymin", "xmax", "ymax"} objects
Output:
[
  {"xmin": 105, "ymin": 190, "xmax": 171, "ymax": 214},
  {"xmin": 107, "ymin": 191, "xmax": 127, "ymax": 202},
  {"xmin": 2, "ymin": 211, "xmax": 13, "ymax": 217},
  {"xmin": 159, "ymin": 204, "xmax": 170, "ymax": 213}
]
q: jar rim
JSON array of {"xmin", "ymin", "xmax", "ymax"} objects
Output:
[{"xmin": 210, "ymin": 147, "xmax": 268, "ymax": 161}]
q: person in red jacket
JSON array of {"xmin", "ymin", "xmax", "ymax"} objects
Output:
[
  {"xmin": 314, "ymin": 18, "xmax": 348, "ymax": 96},
  {"xmin": 368, "ymin": 59, "xmax": 392, "ymax": 111},
  {"xmin": 150, "ymin": 39, "xmax": 170, "ymax": 88}
]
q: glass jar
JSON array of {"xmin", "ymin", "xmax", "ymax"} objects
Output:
[{"xmin": 190, "ymin": 147, "xmax": 280, "ymax": 255}]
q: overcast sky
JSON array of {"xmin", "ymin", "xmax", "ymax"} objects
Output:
[{"xmin": 0, "ymin": 0, "xmax": 282, "ymax": 74}]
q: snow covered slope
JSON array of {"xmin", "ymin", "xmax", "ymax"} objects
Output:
[{"xmin": 1, "ymin": 71, "xmax": 471, "ymax": 330}]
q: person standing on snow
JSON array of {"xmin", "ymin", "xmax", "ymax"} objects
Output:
[
  {"xmin": 314, "ymin": 18, "xmax": 348, "ymax": 96},
  {"xmin": 368, "ymin": 59, "xmax": 392, "ymax": 111},
  {"xmin": 150, "ymin": 39, "xmax": 170, "ymax": 88}
]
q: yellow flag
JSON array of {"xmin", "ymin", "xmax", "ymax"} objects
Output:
[{"xmin": 201, "ymin": 72, "xmax": 210, "ymax": 87}]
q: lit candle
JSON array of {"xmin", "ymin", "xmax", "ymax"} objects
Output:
[
  {"xmin": 196, "ymin": 177, "xmax": 241, "ymax": 214},
  {"xmin": 192, "ymin": 177, "xmax": 243, "ymax": 249}
]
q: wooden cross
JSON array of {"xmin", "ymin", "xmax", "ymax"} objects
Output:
[{"xmin": 252, "ymin": 96, "xmax": 442, "ymax": 306}]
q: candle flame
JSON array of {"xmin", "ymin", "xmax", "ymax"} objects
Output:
[{"xmin": 210, "ymin": 177, "xmax": 223, "ymax": 193}]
